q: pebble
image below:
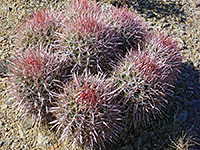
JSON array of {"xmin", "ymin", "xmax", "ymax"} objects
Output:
[
  {"xmin": 0, "ymin": 141, "xmax": 4, "ymax": 147},
  {"xmin": 21, "ymin": 117, "xmax": 33, "ymax": 130},
  {"xmin": 194, "ymin": 62, "xmax": 199, "ymax": 68},
  {"xmin": 18, "ymin": 129, "xmax": 24, "ymax": 138},
  {"xmin": 37, "ymin": 132, "xmax": 49, "ymax": 146},
  {"xmin": 0, "ymin": 37, "xmax": 5, "ymax": 42},
  {"xmin": 1, "ymin": 103, "xmax": 8, "ymax": 110}
]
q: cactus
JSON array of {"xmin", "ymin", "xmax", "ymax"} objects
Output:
[
  {"xmin": 7, "ymin": 47, "xmax": 72, "ymax": 124},
  {"xmin": 6, "ymin": 0, "xmax": 183, "ymax": 149},
  {"xmin": 56, "ymin": 0, "xmax": 147, "ymax": 74},
  {"xmin": 13, "ymin": 9, "xmax": 63, "ymax": 52},
  {"xmin": 146, "ymin": 31, "xmax": 182, "ymax": 79},
  {"xmin": 112, "ymin": 49, "xmax": 176, "ymax": 128},
  {"xmin": 111, "ymin": 30, "xmax": 182, "ymax": 128},
  {"xmin": 49, "ymin": 73, "xmax": 124, "ymax": 149}
]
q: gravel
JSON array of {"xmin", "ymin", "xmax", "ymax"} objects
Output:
[{"xmin": 0, "ymin": 0, "xmax": 200, "ymax": 149}]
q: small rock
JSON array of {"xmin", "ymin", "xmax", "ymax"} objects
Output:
[
  {"xmin": 146, "ymin": 11, "xmax": 156, "ymax": 18},
  {"xmin": 37, "ymin": 132, "xmax": 48, "ymax": 146},
  {"xmin": 194, "ymin": 63, "xmax": 199, "ymax": 68},
  {"xmin": 0, "ymin": 37, "xmax": 4, "ymax": 42},
  {"xmin": 195, "ymin": 0, "xmax": 200, "ymax": 7},
  {"xmin": 19, "ymin": 129, "xmax": 24, "ymax": 138},
  {"xmin": 5, "ymin": 25, "xmax": 11, "ymax": 29},
  {"xmin": 178, "ymin": 30, "xmax": 187, "ymax": 35},
  {"xmin": 22, "ymin": 118, "xmax": 33, "ymax": 130},
  {"xmin": 0, "ymin": 141, "xmax": 4, "ymax": 147}
]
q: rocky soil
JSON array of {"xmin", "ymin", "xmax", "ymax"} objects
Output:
[{"xmin": 0, "ymin": 0, "xmax": 200, "ymax": 149}]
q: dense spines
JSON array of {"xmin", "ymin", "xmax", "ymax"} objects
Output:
[
  {"xmin": 6, "ymin": 0, "xmax": 182, "ymax": 149},
  {"xmin": 56, "ymin": 0, "xmax": 147, "ymax": 74},
  {"xmin": 112, "ymin": 49, "xmax": 174, "ymax": 128},
  {"xmin": 105, "ymin": 5, "xmax": 147, "ymax": 50},
  {"xmin": 13, "ymin": 9, "xmax": 63, "ymax": 52},
  {"xmin": 7, "ymin": 47, "xmax": 72, "ymax": 124},
  {"xmin": 146, "ymin": 31, "xmax": 182, "ymax": 78},
  {"xmin": 49, "ymin": 73, "xmax": 124, "ymax": 149}
]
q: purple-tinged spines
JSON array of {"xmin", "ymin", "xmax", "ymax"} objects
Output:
[
  {"xmin": 146, "ymin": 31, "xmax": 182, "ymax": 80},
  {"xmin": 13, "ymin": 9, "xmax": 63, "ymax": 52},
  {"xmin": 7, "ymin": 47, "xmax": 72, "ymax": 125},
  {"xmin": 56, "ymin": 0, "xmax": 147, "ymax": 74},
  {"xmin": 112, "ymin": 49, "xmax": 174, "ymax": 128},
  {"xmin": 49, "ymin": 72, "xmax": 124, "ymax": 149}
]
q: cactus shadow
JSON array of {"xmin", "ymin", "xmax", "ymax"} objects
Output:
[
  {"xmin": 127, "ymin": 0, "xmax": 186, "ymax": 18},
  {"xmin": 101, "ymin": 0, "xmax": 184, "ymax": 21}
]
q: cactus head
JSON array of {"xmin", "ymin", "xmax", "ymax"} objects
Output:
[
  {"xmin": 13, "ymin": 9, "xmax": 62, "ymax": 52},
  {"xmin": 112, "ymin": 49, "xmax": 174, "ymax": 128},
  {"xmin": 7, "ymin": 47, "xmax": 72, "ymax": 125},
  {"xmin": 50, "ymin": 73, "xmax": 124, "ymax": 149},
  {"xmin": 146, "ymin": 31, "xmax": 182, "ymax": 79}
]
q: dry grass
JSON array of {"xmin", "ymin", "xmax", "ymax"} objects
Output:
[{"xmin": 169, "ymin": 132, "xmax": 200, "ymax": 150}]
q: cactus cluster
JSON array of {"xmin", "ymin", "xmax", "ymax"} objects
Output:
[
  {"xmin": 6, "ymin": 0, "xmax": 182, "ymax": 149},
  {"xmin": 56, "ymin": 0, "xmax": 147, "ymax": 74}
]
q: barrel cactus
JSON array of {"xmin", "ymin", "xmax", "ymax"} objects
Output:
[
  {"xmin": 112, "ymin": 32, "xmax": 181, "ymax": 128},
  {"xmin": 13, "ymin": 9, "xmax": 63, "ymax": 52},
  {"xmin": 7, "ymin": 47, "xmax": 71, "ymax": 124},
  {"xmin": 49, "ymin": 73, "xmax": 124, "ymax": 149},
  {"xmin": 146, "ymin": 31, "xmax": 182, "ymax": 79}
]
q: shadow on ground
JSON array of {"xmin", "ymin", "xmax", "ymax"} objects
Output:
[{"xmin": 99, "ymin": 0, "xmax": 187, "ymax": 21}]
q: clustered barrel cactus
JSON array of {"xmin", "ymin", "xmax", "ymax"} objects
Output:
[{"xmin": 6, "ymin": 0, "xmax": 182, "ymax": 149}]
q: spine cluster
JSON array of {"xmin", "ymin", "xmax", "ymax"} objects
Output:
[{"xmin": 7, "ymin": 0, "xmax": 182, "ymax": 149}]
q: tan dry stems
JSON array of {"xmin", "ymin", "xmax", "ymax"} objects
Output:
[{"xmin": 170, "ymin": 132, "xmax": 200, "ymax": 150}]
